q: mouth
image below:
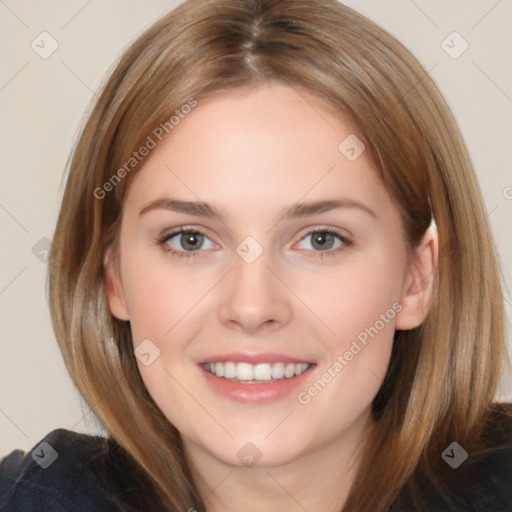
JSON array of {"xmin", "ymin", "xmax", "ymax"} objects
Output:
[
  {"xmin": 202, "ymin": 361, "xmax": 311, "ymax": 383},
  {"xmin": 198, "ymin": 355, "xmax": 315, "ymax": 404}
]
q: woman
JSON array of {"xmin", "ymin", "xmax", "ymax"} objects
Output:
[{"xmin": 1, "ymin": 1, "xmax": 511, "ymax": 510}]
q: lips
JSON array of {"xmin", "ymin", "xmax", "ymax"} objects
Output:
[{"xmin": 197, "ymin": 353, "xmax": 315, "ymax": 403}]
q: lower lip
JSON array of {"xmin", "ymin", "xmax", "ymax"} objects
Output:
[{"xmin": 199, "ymin": 365, "xmax": 314, "ymax": 404}]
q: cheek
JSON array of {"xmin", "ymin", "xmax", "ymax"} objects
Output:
[
  {"xmin": 302, "ymin": 250, "xmax": 405, "ymax": 350},
  {"xmin": 295, "ymin": 247, "xmax": 405, "ymax": 411},
  {"xmin": 121, "ymin": 250, "xmax": 208, "ymax": 345},
  {"xmin": 292, "ymin": 255, "xmax": 403, "ymax": 431},
  {"xmin": 121, "ymin": 256, "xmax": 207, "ymax": 425}
]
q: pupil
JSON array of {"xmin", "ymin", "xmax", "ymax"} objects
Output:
[
  {"xmin": 182, "ymin": 233, "xmax": 202, "ymax": 250},
  {"xmin": 313, "ymin": 232, "xmax": 333, "ymax": 250}
]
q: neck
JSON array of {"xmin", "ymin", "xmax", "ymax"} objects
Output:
[{"xmin": 184, "ymin": 409, "xmax": 374, "ymax": 512}]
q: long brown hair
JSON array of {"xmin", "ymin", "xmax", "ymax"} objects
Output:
[{"xmin": 48, "ymin": 1, "xmax": 509, "ymax": 510}]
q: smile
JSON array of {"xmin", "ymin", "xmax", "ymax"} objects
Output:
[{"xmin": 203, "ymin": 361, "xmax": 311, "ymax": 383}]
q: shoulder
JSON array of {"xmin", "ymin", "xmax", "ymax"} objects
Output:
[
  {"xmin": 397, "ymin": 402, "xmax": 512, "ymax": 511},
  {"xmin": 0, "ymin": 428, "xmax": 136, "ymax": 512},
  {"xmin": 457, "ymin": 403, "xmax": 512, "ymax": 508}
]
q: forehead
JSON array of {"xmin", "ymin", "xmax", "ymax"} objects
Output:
[{"xmin": 123, "ymin": 84, "xmax": 392, "ymax": 221}]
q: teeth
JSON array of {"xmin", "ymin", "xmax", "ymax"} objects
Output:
[
  {"xmin": 253, "ymin": 363, "xmax": 272, "ymax": 380},
  {"xmin": 203, "ymin": 361, "xmax": 311, "ymax": 381},
  {"xmin": 215, "ymin": 362, "xmax": 224, "ymax": 378},
  {"xmin": 297, "ymin": 363, "xmax": 309, "ymax": 375},
  {"xmin": 271, "ymin": 362, "xmax": 285, "ymax": 379},
  {"xmin": 224, "ymin": 361, "xmax": 237, "ymax": 379},
  {"xmin": 284, "ymin": 363, "xmax": 295, "ymax": 378},
  {"xmin": 237, "ymin": 362, "xmax": 254, "ymax": 381}
]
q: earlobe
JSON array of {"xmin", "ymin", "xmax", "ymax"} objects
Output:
[
  {"xmin": 104, "ymin": 246, "xmax": 130, "ymax": 321},
  {"xmin": 395, "ymin": 225, "xmax": 438, "ymax": 330}
]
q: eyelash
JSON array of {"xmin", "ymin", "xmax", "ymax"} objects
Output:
[{"xmin": 155, "ymin": 227, "xmax": 353, "ymax": 261}]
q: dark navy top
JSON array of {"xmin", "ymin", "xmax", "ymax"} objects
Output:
[{"xmin": 1, "ymin": 404, "xmax": 511, "ymax": 511}]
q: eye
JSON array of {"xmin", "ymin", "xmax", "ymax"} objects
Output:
[
  {"xmin": 157, "ymin": 228, "xmax": 216, "ymax": 258},
  {"xmin": 295, "ymin": 228, "xmax": 352, "ymax": 259},
  {"xmin": 155, "ymin": 226, "xmax": 352, "ymax": 260}
]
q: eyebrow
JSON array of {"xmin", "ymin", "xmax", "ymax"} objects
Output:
[{"xmin": 138, "ymin": 197, "xmax": 377, "ymax": 220}]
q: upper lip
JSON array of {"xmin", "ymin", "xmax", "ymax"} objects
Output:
[{"xmin": 197, "ymin": 352, "xmax": 315, "ymax": 364}]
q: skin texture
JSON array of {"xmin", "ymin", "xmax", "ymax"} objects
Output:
[{"xmin": 105, "ymin": 84, "xmax": 437, "ymax": 511}]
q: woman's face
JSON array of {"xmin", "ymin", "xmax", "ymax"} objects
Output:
[{"xmin": 106, "ymin": 84, "xmax": 433, "ymax": 469}]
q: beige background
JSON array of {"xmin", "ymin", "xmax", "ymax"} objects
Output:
[{"xmin": 1, "ymin": 0, "xmax": 511, "ymax": 454}]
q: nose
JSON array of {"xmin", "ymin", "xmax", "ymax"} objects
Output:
[{"xmin": 217, "ymin": 249, "xmax": 292, "ymax": 335}]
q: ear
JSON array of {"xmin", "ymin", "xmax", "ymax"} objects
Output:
[
  {"xmin": 104, "ymin": 245, "xmax": 130, "ymax": 321},
  {"xmin": 395, "ymin": 224, "xmax": 438, "ymax": 330}
]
